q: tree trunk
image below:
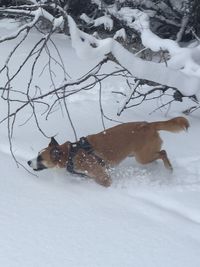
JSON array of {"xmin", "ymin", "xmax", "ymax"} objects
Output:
[{"xmin": 192, "ymin": 0, "xmax": 200, "ymax": 37}]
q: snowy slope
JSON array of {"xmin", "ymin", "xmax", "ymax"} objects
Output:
[{"xmin": 0, "ymin": 23, "xmax": 200, "ymax": 267}]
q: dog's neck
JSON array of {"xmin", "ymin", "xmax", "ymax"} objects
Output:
[{"xmin": 56, "ymin": 142, "xmax": 70, "ymax": 168}]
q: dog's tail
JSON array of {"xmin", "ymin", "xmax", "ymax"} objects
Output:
[{"xmin": 150, "ymin": 116, "xmax": 189, "ymax": 133}]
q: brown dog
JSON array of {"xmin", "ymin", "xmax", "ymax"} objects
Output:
[{"xmin": 28, "ymin": 116, "xmax": 189, "ymax": 187}]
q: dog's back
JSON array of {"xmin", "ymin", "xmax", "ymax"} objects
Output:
[{"xmin": 87, "ymin": 117, "xmax": 189, "ymax": 166}]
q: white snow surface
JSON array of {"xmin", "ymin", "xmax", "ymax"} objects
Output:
[{"xmin": 0, "ymin": 22, "xmax": 200, "ymax": 267}]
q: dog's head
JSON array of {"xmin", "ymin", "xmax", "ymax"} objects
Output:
[{"xmin": 28, "ymin": 137, "xmax": 70, "ymax": 171}]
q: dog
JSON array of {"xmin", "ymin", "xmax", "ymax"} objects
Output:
[{"xmin": 28, "ymin": 116, "xmax": 189, "ymax": 187}]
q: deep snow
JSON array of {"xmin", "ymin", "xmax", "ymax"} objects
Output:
[{"xmin": 0, "ymin": 20, "xmax": 200, "ymax": 267}]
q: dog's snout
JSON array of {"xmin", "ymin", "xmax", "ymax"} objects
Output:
[
  {"xmin": 27, "ymin": 157, "xmax": 47, "ymax": 171},
  {"xmin": 27, "ymin": 158, "xmax": 38, "ymax": 169}
]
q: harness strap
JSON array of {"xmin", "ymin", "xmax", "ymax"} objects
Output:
[{"xmin": 67, "ymin": 137, "xmax": 105, "ymax": 176}]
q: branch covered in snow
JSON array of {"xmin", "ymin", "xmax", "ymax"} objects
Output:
[
  {"xmin": 0, "ymin": 7, "xmax": 64, "ymax": 29},
  {"xmin": 68, "ymin": 15, "xmax": 200, "ymax": 100}
]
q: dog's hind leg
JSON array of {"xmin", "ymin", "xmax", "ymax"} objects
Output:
[
  {"xmin": 157, "ymin": 150, "xmax": 173, "ymax": 171},
  {"xmin": 135, "ymin": 149, "xmax": 173, "ymax": 171}
]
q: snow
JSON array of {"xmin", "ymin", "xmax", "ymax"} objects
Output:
[
  {"xmin": 117, "ymin": 8, "xmax": 180, "ymax": 53},
  {"xmin": 80, "ymin": 14, "xmax": 113, "ymax": 31},
  {"xmin": 1, "ymin": 19, "xmax": 200, "ymax": 267},
  {"xmin": 0, "ymin": 8, "xmax": 63, "ymax": 44},
  {"xmin": 0, "ymin": 18, "xmax": 21, "ymax": 30},
  {"xmin": 68, "ymin": 15, "xmax": 200, "ymax": 99},
  {"xmin": 0, "ymin": 7, "xmax": 63, "ymax": 30},
  {"xmin": 112, "ymin": 7, "xmax": 200, "ymax": 80},
  {"xmin": 114, "ymin": 28, "xmax": 126, "ymax": 41},
  {"xmin": 94, "ymin": 16, "xmax": 113, "ymax": 31},
  {"xmin": 80, "ymin": 13, "xmax": 93, "ymax": 24},
  {"xmin": 53, "ymin": 16, "xmax": 64, "ymax": 30},
  {"xmin": 68, "ymin": 15, "xmax": 112, "ymax": 61}
]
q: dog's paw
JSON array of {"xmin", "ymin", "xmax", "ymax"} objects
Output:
[{"xmin": 95, "ymin": 176, "xmax": 112, "ymax": 187}]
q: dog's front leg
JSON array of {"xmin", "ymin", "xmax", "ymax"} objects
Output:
[
  {"xmin": 93, "ymin": 170, "xmax": 112, "ymax": 187},
  {"xmin": 74, "ymin": 151, "xmax": 112, "ymax": 187}
]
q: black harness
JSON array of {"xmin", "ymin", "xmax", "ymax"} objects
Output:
[{"xmin": 67, "ymin": 137, "xmax": 105, "ymax": 176}]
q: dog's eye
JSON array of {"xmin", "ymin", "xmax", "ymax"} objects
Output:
[{"xmin": 50, "ymin": 147, "xmax": 62, "ymax": 161}]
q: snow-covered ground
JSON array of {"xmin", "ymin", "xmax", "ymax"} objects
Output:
[{"xmin": 0, "ymin": 21, "xmax": 200, "ymax": 267}]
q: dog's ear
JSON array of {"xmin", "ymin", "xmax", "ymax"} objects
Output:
[{"xmin": 49, "ymin": 137, "xmax": 59, "ymax": 147}]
